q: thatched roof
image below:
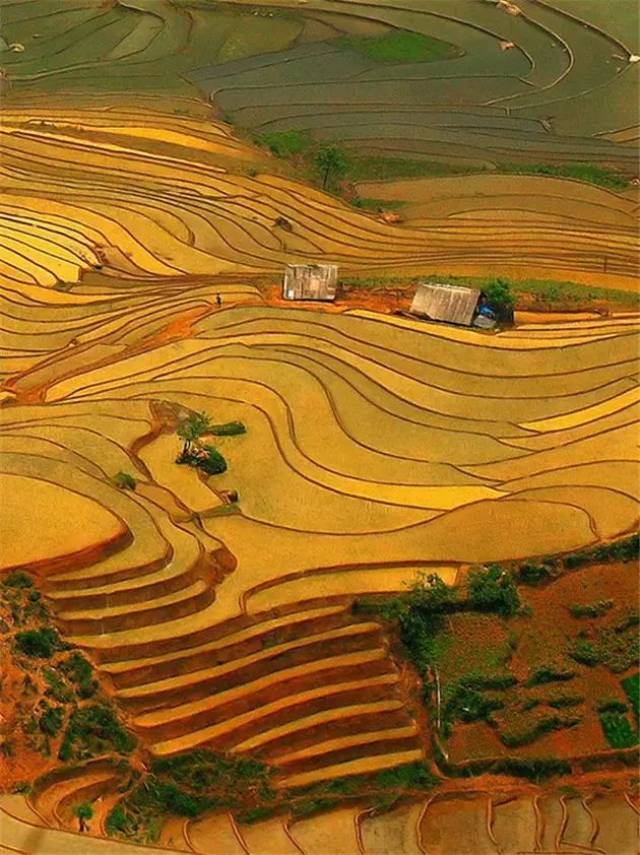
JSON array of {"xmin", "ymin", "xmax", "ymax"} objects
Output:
[{"xmin": 410, "ymin": 283, "xmax": 480, "ymax": 326}]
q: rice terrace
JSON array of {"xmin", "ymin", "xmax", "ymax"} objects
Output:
[{"xmin": 0, "ymin": 0, "xmax": 638, "ymax": 853}]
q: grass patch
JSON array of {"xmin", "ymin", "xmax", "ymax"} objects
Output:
[
  {"xmin": 502, "ymin": 162, "xmax": 629, "ymax": 191},
  {"xmin": 336, "ymin": 30, "xmax": 459, "ymax": 64},
  {"xmin": 343, "ymin": 155, "xmax": 476, "ymax": 182},
  {"xmin": 252, "ymin": 129, "xmax": 311, "ymax": 158}
]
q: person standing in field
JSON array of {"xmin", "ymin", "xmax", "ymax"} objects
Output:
[{"xmin": 216, "ymin": 293, "xmax": 222, "ymax": 308}]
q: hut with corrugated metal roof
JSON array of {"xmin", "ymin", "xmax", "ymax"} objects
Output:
[
  {"xmin": 283, "ymin": 263, "xmax": 338, "ymax": 302},
  {"xmin": 410, "ymin": 283, "xmax": 481, "ymax": 327}
]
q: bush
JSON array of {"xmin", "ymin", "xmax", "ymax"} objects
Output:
[
  {"xmin": 3, "ymin": 571, "xmax": 34, "ymax": 589},
  {"xmin": 210, "ymin": 421, "xmax": 246, "ymax": 436},
  {"xmin": 444, "ymin": 682, "xmax": 504, "ymax": 725},
  {"xmin": 597, "ymin": 698, "xmax": 628, "ymax": 714},
  {"xmin": 547, "ymin": 695, "xmax": 584, "ymax": 709},
  {"xmin": 599, "ymin": 712, "xmax": 638, "ymax": 749},
  {"xmin": 570, "ymin": 638, "xmax": 600, "ymax": 666},
  {"xmin": 15, "ymin": 627, "xmax": 61, "ymax": 658},
  {"xmin": 113, "ymin": 471, "xmax": 136, "ymax": 491},
  {"xmin": 43, "ymin": 667, "xmax": 73, "ymax": 703},
  {"xmin": 59, "ymin": 705, "xmax": 136, "ymax": 761},
  {"xmin": 481, "ymin": 279, "xmax": 515, "ymax": 323},
  {"xmin": 462, "ymin": 673, "xmax": 517, "ymax": 691},
  {"xmin": 570, "ymin": 600, "xmax": 613, "ymax": 618},
  {"xmin": 565, "ymin": 534, "xmax": 638, "ymax": 568},
  {"xmin": 528, "ymin": 665, "xmax": 575, "ymax": 686},
  {"xmin": 468, "ymin": 565, "xmax": 520, "ymax": 617},
  {"xmin": 500, "ymin": 714, "xmax": 580, "ymax": 748},
  {"xmin": 199, "ymin": 445, "xmax": 227, "ymax": 475},
  {"xmin": 375, "ymin": 762, "xmax": 439, "ymax": 790},
  {"xmin": 235, "ymin": 805, "xmax": 277, "ymax": 824},
  {"xmin": 518, "ymin": 563, "xmax": 551, "ymax": 585},
  {"xmin": 61, "ymin": 652, "xmax": 98, "ymax": 698},
  {"xmin": 39, "ymin": 704, "xmax": 64, "ymax": 737},
  {"xmin": 177, "ymin": 445, "xmax": 227, "ymax": 475},
  {"xmin": 622, "ymin": 674, "xmax": 639, "ymax": 719},
  {"xmin": 492, "ymin": 757, "xmax": 571, "ymax": 782}
]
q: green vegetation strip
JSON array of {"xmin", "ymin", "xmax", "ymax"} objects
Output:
[
  {"xmin": 341, "ymin": 273, "xmax": 638, "ymax": 307},
  {"xmin": 336, "ymin": 31, "xmax": 459, "ymax": 64},
  {"xmin": 502, "ymin": 163, "xmax": 630, "ymax": 190}
]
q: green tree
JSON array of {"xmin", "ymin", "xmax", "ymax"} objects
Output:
[
  {"xmin": 177, "ymin": 411, "xmax": 211, "ymax": 458},
  {"xmin": 468, "ymin": 564, "xmax": 520, "ymax": 617},
  {"xmin": 315, "ymin": 146, "xmax": 348, "ymax": 189},
  {"xmin": 74, "ymin": 802, "xmax": 94, "ymax": 833},
  {"xmin": 481, "ymin": 278, "xmax": 515, "ymax": 323}
]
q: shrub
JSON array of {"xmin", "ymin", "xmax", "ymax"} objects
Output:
[
  {"xmin": 3, "ymin": 571, "xmax": 34, "ymax": 589},
  {"xmin": 462, "ymin": 673, "xmax": 516, "ymax": 691},
  {"xmin": 547, "ymin": 695, "xmax": 584, "ymax": 709},
  {"xmin": 599, "ymin": 712, "xmax": 638, "ymax": 749},
  {"xmin": 43, "ymin": 667, "xmax": 73, "ymax": 703},
  {"xmin": 235, "ymin": 805, "xmax": 277, "ymax": 824},
  {"xmin": 500, "ymin": 714, "xmax": 580, "ymax": 748},
  {"xmin": 468, "ymin": 565, "xmax": 520, "ymax": 617},
  {"xmin": 570, "ymin": 600, "xmax": 613, "ymax": 618},
  {"xmin": 622, "ymin": 674, "xmax": 639, "ymax": 719},
  {"xmin": 59, "ymin": 705, "xmax": 136, "ymax": 761},
  {"xmin": 518, "ymin": 563, "xmax": 551, "ymax": 585},
  {"xmin": 481, "ymin": 279, "xmax": 515, "ymax": 323},
  {"xmin": 565, "ymin": 534, "xmax": 638, "ymax": 568},
  {"xmin": 375, "ymin": 762, "xmax": 439, "ymax": 790},
  {"xmin": 61, "ymin": 652, "xmax": 98, "ymax": 698},
  {"xmin": 291, "ymin": 798, "xmax": 338, "ymax": 818},
  {"xmin": 15, "ymin": 627, "xmax": 61, "ymax": 658},
  {"xmin": 113, "ymin": 471, "xmax": 136, "ymax": 491},
  {"xmin": 570, "ymin": 639, "xmax": 600, "ymax": 666},
  {"xmin": 39, "ymin": 704, "xmax": 64, "ymax": 737},
  {"xmin": 106, "ymin": 804, "xmax": 128, "ymax": 836},
  {"xmin": 199, "ymin": 445, "xmax": 227, "ymax": 475},
  {"xmin": 492, "ymin": 757, "xmax": 571, "ymax": 781},
  {"xmin": 597, "ymin": 698, "xmax": 628, "ymax": 714},
  {"xmin": 528, "ymin": 665, "xmax": 575, "ymax": 686},
  {"xmin": 444, "ymin": 682, "xmax": 504, "ymax": 725},
  {"xmin": 210, "ymin": 421, "xmax": 246, "ymax": 436}
]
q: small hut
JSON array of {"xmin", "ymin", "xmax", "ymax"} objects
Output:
[
  {"xmin": 410, "ymin": 283, "xmax": 481, "ymax": 327},
  {"xmin": 283, "ymin": 263, "xmax": 338, "ymax": 302}
]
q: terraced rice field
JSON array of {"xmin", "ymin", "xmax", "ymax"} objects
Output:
[
  {"xmin": 3, "ymin": 785, "xmax": 639, "ymax": 854},
  {"xmin": 2, "ymin": 303, "xmax": 638, "ymax": 774},
  {"xmin": 0, "ymin": 1, "xmax": 638, "ymax": 852}
]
